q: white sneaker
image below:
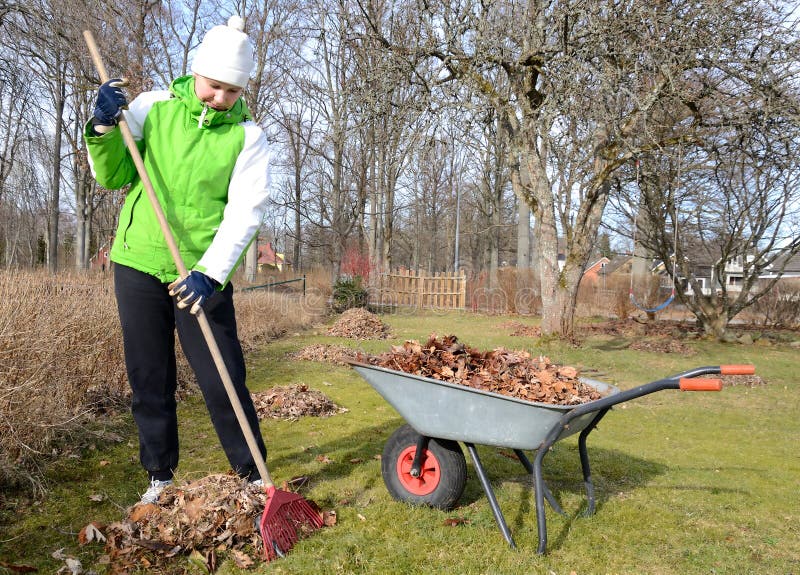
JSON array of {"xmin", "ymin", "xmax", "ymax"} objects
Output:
[
  {"xmin": 249, "ymin": 478, "xmax": 265, "ymax": 488},
  {"xmin": 140, "ymin": 479, "xmax": 173, "ymax": 504}
]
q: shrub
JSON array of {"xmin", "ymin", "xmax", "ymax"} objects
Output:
[
  {"xmin": 749, "ymin": 279, "xmax": 800, "ymax": 329},
  {"xmin": 340, "ymin": 246, "xmax": 374, "ymax": 283},
  {"xmin": 0, "ymin": 270, "xmax": 127, "ymax": 492},
  {"xmin": 331, "ymin": 275, "xmax": 369, "ymax": 312}
]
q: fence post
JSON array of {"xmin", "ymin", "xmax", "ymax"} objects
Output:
[{"xmin": 415, "ymin": 268, "xmax": 422, "ymax": 309}]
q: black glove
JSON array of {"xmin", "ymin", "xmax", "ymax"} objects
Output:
[
  {"xmin": 93, "ymin": 78, "xmax": 128, "ymax": 126},
  {"xmin": 168, "ymin": 271, "xmax": 220, "ymax": 315}
]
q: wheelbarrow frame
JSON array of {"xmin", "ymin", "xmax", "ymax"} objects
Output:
[{"xmin": 349, "ymin": 361, "xmax": 754, "ymax": 554}]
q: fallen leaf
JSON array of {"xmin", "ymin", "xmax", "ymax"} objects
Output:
[
  {"xmin": 129, "ymin": 503, "xmax": 160, "ymax": 522},
  {"xmin": 78, "ymin": 522, "xmax": 106, "ymax": 545},
  {"xmin": 88, "ymin": 493, "xmax": 104, "ymax": 502},
  {"xmin": 230, "ymin": 549, "xmax": 254, "ymax": 569},
  {"xmin": 443, "ymin": 517, "xmax": 470, "ymax": 526},
  {"xmin": 99, "ymin": 460, "xmax": 111, "ymax": 467},
  {"xmin": 0, "ymin": 560, "xmax": 38, "ymax": 573},
  {"xmin": 323, "ymin": 510, "xmax": 337, "ymax": 526},
  {"xmin": 357, "ymin": 513, "xmax": 366, "ymax": 521},
  {"xmin": 62, "ymin": 557, "xmax": 82, "ymax": 575},
  {"xmin": 497, "ymin": 450, "xmax": 520, "ymax": 461},
  {"xmin": 316, "ymin": 455, "xmax": 333, "ymax": 464},
  {"xmin": 349, "ymin": 458, "xmax": 363, "ymax": 464}
]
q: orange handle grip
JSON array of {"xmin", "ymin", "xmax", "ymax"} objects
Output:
[
  {"xmin": 679, "ymin": 378, "xmax": 723, "ymax": 391},
  {"xmin": 720, "ymin": 364, "xmax": 755, "ymax": 375}
]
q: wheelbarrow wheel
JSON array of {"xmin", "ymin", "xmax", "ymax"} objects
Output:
[{"xmin": 381, "ymin": 424, "xmax": 467, "ymax": 510}]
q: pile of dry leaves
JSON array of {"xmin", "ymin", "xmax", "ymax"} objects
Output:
[
  {"xmin": 629, "ymin": 338, "xmax": 695, "ymax": 355},
  {"xmin": 96, "ymin": 474, "xmax": 326, "ymax": 572},
  {"xmin": 362, "ymin": 334, "xmax": 603, "ymax": 405},
  {"xmin": 327, "ymin": 308, "xmax": 392, "ymax": 339},
  {"xmin": 252, "ymin": 384, "xmax": 348, "ymax": 421},
  {"xmin": 721, "ymin": 374, "xmax": 766, "ymax": 387},
  {"xmin": 501, "ymin": 321, "xmax": 541, "ymax": 338},
  {"xmin": 289, "ymin": 343, "xmax": 361, "ymax": 365}
]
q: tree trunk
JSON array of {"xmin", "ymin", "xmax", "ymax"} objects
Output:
[
  {"xmin": 516, "ymin": 193, "xmax": 530, "ymax": 270},
  {"xmin": 293, "ymin": 168, "xmax": 302, "ymax": 271},
  {"xmin": 244, "ymin": 237, "xmax": 258, "ymax": 283},
  {"xmin": 48, "ymin": 59, "xmax": 65, "ymax": 273}
]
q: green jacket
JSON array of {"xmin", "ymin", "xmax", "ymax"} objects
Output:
[{"xmin": 85, "ymin": 75, "xmax": 271, "ymax": 285}]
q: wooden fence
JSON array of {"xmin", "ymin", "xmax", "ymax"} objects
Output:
[{"xmin": 369, "ymin": 269, "xmax": 466, "ymax": 310}]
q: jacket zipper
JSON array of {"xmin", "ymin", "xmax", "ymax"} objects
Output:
[{"xmin": 121, "ymin": 189, "xmax": 143, "ymax": 249}]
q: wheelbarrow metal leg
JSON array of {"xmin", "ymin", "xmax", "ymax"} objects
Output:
[
  {"xmin": 532, "ymin": 443, "xmax": 550, "ymax": 554},
  {"xmin": 515, "ymin": 449, "xmax": 564, "ymax": 515},
  {"xmin": 410, "ymin": 435, "xmax": 431, "ymax": 477},
  {"xmin": 465, "ymin": 443, "xmax": 516, "ymax": 549},
  {"xmin": 578, "ymin": 407, "xmax": 610, "ymax": 517}
]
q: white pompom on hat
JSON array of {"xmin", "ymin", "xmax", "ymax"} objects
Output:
[{"xmin": 191, "ymin": 15, "xmax": 254, "ymax": 88}]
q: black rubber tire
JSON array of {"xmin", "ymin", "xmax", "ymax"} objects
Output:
[{"xmin": 381, "ymin": 424, "xmax": 467, "ymax": 510}]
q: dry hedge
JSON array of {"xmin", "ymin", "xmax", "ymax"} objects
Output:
[
  {"xmin": 0, "ymin": 270, "xmax": 323, "ymax": 492},
  {"xmin": 0, "ymin": 270, "xmax": 126, "ymax": 491}
]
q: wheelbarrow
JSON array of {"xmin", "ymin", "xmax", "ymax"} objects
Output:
[{"xmin": 348, "ymin": 361, "xmax": 755, "ymax": 554}]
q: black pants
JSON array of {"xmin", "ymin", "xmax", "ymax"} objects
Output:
[{"xmin": 114, "ymin": 264, "xmax": 266, "ymax": 482}]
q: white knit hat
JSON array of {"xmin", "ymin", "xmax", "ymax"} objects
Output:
[{"xmin": 191, "ymin": 15, "xmax": 254, "ymax": 88}]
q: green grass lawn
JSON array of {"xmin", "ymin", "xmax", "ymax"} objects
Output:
[{"xmin": 1, "ymin": 310, "xmax": 798, "ymax": 574}]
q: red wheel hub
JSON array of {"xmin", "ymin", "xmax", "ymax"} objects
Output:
[{"xmin": 396, "ymin": 446, "xmax": 441, "ymax": 495}]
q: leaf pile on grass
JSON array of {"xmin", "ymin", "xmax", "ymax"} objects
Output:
[
  {"xmin": 99, "ymin": 474, "xmax": 322, "ymax": 572},
  {"xmin": 252, "ymin": 384, "xmax": 348, "ymax": 421},
  {"xmin": 289, "ymin": 343, "xmax": 361, "ymax": 365},
  {"xmin": 361, "ymin": 334, "xmax": 603, "ymax": 405},
  {"xmin": 580, "ymin": 318, "xmax": 693, "ymax": 338},
  {"xmin": 327, "ymin": 307, "xmax": 392, "ymax": 339},
  {"xmin": 500, "ymin": 321, "xmax": 541, "ymax": 337},
  {"xmin": 628, "ymin": 338, "xmax": 696, "ymax": 354},
  {"xmin": 721, "ymin": 374, "xmax": 766, "ymax": 387}
]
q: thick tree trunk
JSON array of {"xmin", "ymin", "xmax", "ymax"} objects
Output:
[{"xmin": 536, "ymin": 177, "xmax": 565, "ymax": 336}]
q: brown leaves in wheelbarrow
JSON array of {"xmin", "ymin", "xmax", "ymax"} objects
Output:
[
  {"xmin": 363, "ymin": 334, "xmax": 603, "ymax": 405},
  {"xmin": 99, "ymin": 474, "xmax": 322, "ymax": 573}
]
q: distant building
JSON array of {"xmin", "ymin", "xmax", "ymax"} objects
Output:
[
  {"xmin": 89, "ymin": 242, "xmax": 111, "ymax": 271},
  {"xmin": 582, "ymin": 256, "xmax": 611, "ymax": 286},
  {"xmin": 257, "ymin": 242, "xmax": 289, "ymax": 272}
]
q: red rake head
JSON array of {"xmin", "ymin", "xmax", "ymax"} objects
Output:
[{"xmin": 259, "ymin": 485, "xmax": 324, "ymax": 561}]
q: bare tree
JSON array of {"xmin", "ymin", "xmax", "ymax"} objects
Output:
[{"xmin": 359, "ymin": 0, "xmax": 800, "ymax": 338}]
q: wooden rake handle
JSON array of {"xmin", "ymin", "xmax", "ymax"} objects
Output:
[{"xmin": 83, "ymin": 30, "xmax": 273, "ymax": 488}]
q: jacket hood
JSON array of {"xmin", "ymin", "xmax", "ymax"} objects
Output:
[{"xmin": 169, "ymin": 75, "xmax": 251, "ymax": 127}]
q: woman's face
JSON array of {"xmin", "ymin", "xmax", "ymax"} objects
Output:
[{"xmin": 194, "ymin": 74, "xmax": 243, "ymax": 111}]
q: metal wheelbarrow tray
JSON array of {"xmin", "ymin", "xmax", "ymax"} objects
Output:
[{"xmin": 349, "ymin": 361, "xmax": 755, "ymax": 554}]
